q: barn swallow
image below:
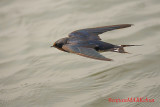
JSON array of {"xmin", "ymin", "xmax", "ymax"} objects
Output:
[{"xmin": 51, "ymin": 24, "xmax": 140, "ymax": 61}]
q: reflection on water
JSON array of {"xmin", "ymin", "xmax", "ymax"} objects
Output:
[{"xmin": 0, "ymin": 0, "xmax": 160, "ymax": 107}]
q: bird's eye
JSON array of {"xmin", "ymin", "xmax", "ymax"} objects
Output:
[
  {"xmin": 54, "ymin": 43, "xmax": 59, "ymax": 47},
  {"xmin": 54, "ymin": 43, "xmax": 63, "ymax": 48}
]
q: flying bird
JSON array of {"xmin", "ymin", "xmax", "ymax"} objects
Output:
[{"xmin": 51, "ymin": 24, "xmax": 140, "ymax": 61}]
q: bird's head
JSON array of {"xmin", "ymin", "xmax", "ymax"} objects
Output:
[{"xmin": 51, "ymin": 37, "xmax": 68, "ymax": 49}]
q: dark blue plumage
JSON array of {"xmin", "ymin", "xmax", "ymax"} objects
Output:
[{"xmin": 51, "ymin": 24, "xmax": 140, "ymax": 61}]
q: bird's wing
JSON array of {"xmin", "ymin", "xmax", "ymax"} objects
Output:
[
  {"xmin": 69, "ymin": 24, "xmax": 132, "ymax": 41},
  {"xmin": 62, "ymin": 44, "xmax": 112, "ymax": 61}
]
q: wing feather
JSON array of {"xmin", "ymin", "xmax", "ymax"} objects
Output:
[
  {"xmin": 69, "ymin": 24, "xmax": 133, "ymax": 41},
  {"xmin": 62, "ymin": 44, "xmax": 112, "ymax": 61}
]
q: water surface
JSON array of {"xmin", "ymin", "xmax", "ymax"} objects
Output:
[{"xmin": 0, "ymin": 0, "xmax": 160, "ymax": 107}]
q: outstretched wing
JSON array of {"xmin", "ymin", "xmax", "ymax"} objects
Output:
[
  {"xmin": 69, "ymin": 24, "xmax": 133, "ymax": 41},
  {"xmin": 62, "ymin": 44, "xmax": 112, "ymax": 61}
]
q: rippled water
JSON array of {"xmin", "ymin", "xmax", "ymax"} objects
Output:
[{"xmin": 0, "ymin": 0, "xmax": 160, "ymax": 107}]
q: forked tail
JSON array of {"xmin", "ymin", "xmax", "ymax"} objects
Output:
[
  {"xmin": 118, "ymin": 45, "xmax": 142, "ymax": 53},
  {"xmin": 121, "ymin": 45, "xmax": 142, "ymax": 47}
]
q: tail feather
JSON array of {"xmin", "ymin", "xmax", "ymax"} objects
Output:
[
  {"xmin": 118, "ymin": 45, "xmax": 142, "ymax": 53},
  {"xmin": 118, "ymin": 47, "xmax": 127, "ymax": 53},
  {"xmin": 120, "ymin": 45, "xmax": 142, "ymax": 47}
]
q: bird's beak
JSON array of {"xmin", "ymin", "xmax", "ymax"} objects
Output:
[
  {"xmin": 51, "ymin": 42, "xmax": 56, "ymax": 47},
  {"xmin": 51, "ymin": 43, "xmax": 56, "ymax": 47}
]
